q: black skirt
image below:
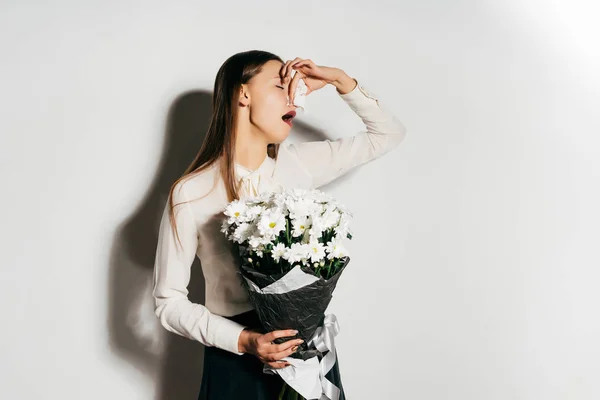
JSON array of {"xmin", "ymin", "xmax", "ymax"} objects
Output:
[{"xmin": 198, "ymin": 308, "xmax": 346, "ymax": 400}]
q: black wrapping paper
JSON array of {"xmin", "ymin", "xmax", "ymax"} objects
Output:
[{"xmin": 237, "ymin": 256, "xmax": 350, "ymax": 361}]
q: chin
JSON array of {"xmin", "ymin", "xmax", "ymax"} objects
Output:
[{"xmin": 270, "ymin": 131, "xmax": 290, "ymax": 144}]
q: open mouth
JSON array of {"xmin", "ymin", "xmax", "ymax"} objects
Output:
[{"xmin": 282, "ymin": 110, "xmax": 296, "ymax": 126}]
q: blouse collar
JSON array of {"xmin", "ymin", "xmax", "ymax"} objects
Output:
[
  {"xmin": 234, "ymin": 153, "xmax": 270, "ymax": 178},
  {"xmin": 235, "ymin": 155, "xmax": 283, "ymax": 196},
  {"xmin": 234, "ymin": 154, "xmax": 279, "ymax": 198}
]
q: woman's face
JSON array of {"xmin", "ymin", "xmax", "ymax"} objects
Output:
[{"xmin": 243, "ymin": 60, "xmax": 297, "ymax": 144}]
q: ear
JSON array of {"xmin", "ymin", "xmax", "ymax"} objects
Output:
[{"xmin": 239, "ymin": 84, "xmax": 250, "ymax": 107}]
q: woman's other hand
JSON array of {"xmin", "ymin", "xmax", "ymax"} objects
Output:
[
  {"xmin": 280, "ymin": 58, "xmax": 357, "ymax": 105},
  {"xmin": 238, "ymin": 328, "xmax": 304, "ymax": 369}
]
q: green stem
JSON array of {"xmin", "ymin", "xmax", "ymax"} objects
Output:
[
  {"xmin": 279, "ymin": 382, "xmax": 306, "ymax": 400},
  {"xmin": 278, "ymin": 381, "xmax": 286, "ymax": 400}
]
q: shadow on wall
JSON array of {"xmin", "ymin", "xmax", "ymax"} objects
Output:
[{"xmin": 107, "ymin": 89, "xmax": 344, "ymax": 399}]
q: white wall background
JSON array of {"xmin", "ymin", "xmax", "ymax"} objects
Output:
[{"xmin": 1, "ymin": 1, "xmax": 599, "ymax": 399}]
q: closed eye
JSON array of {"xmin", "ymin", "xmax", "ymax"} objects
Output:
[{"xmin": 276, "ymin": 85, "xmax": 285, "ymax": 90}]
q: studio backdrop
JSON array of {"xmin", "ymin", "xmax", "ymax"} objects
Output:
[{"xmin": 1, "ymin": 1, "xmax": 599, "ymax": 399}]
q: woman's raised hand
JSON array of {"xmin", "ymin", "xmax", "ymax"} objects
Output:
[
  {"xmin": 280, "ymin": 58, "xmax": 348, "ymax": 105},
  {"xmin": 238, "ymin": 328, "xmax": 304, "ymax": 369}
]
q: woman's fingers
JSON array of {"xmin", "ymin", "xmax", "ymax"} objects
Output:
[
  {"xmin": 279, "ymin": 60, "xmax": 292, "ymax": 82},
  {"xmin": 263, "ymin": 341, "xmax": 302, "ymax": 369},
  {"xmin": 281, "ymin": 57, "xmax": 303, "ymax": 84},
  {"xmin": 268, "ymin": 360, "xmax": 290, "ymax": 369},
  {"xmin": 269, "ymin": 342, "xmax": 301, "ymax": 362},
  {"xmin": 262, "ymin": 329, "xmax": 298, "ymax": 344},
  {"xmin": 257, "ymin": 329, "xmax": 302, "ymax": 369},
  {"xmin": 266, "ymin": 338, "xmax": 302, "ymax": 362},
  {"xmin": 272, "ymin": 338, "xmax": 304, "ymax": 354},
  {"xmin": 291, "ymin": 59, "xmax": 315, "ymax": 76},
  {"xmin": 285, "ymin": 58, "xmax": 303, "ymax": 83},
  {"xmin": 280, "ymin": 58, "xmax": 323, "ymax": 103},
  {"xmin": 292, "ymin": 58, "xmax": 313, "ymax": 69}
]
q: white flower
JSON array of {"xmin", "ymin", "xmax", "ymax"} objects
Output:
[
  {"xmin": 260, "ymin": 234, "xmax": 274, "ymax": 246},
  {"xmin": 257, "ymin": 210, "xmax": 286, "ymax": 238},
  {"xmin": 233, "ymin": 222, "xmax": 253, "ymax": 244},
  {"xmin": 246, "ymin": 205, "xmax": 266, "ymax": 221},
  {"xmin": 312, "ymin": 190, "xmax": 334, "ymax": 203},
  {"xmin": 220, "ymin": 218, "xmax": 230, "ymax": 234},
  {"xmin": 284, "ymin": 242, "xmax": 308, "ymax": 264},
  {"xmin": 224, "ymin": 199, "xmax": 248, "ymax": 224},
  {"xmin": 321, "ymin": 206, "xmax": 341, "ymax": 230},
  {"xmin": 248, "ymin": 235, "xmax": 263, "ymax": 249},
  {"xmin": 251, "ymin": 243, "xmax": 267, "ymax": 258},
  {"xmin": 286, "ymin": 197, "xmax": 318, "ymax": 219},
  {"xmin": 308, "ymin": 215, "xmax": 326, "ymax": 239},
  {"xmin": 290, "ymin": 187, "xmax": 310, "ymax": 198},
  {"xmin": 335, "ymin": 212, "xmax": 353, "ymax": 237},
  {"xmin": 222, "ymin": 187, "xmax": 352, "ymax": 266},
  {"xmin": 291, "ymin": 216, "xmax": 311, "ymax": 237},
  {"xmin": 256, "ymin": 191, "xmax": 274, "ymax": 204},
  {"xmin": 325, "ymin": 236, "xmax": 349, "ymax": 259},
  {"xmin": 271, "ymin": 243, "xmax": 287, "ymax": 263},
  {"xmin": 306, "ymin": 239, "xmax": 326, "ymax": 263},
  {"xmin": 272, "ymin": 194, "xmax": 287, "ymax": 210}
]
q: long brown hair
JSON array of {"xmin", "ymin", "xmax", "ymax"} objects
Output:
[{"xmin": 168, "ymin": 50, "xmax": 283, "ymax": 248}]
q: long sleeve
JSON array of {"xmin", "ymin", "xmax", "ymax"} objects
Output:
[
  {"xmin": 152, "ymin": 181, "xmax": 248, "ymax": 355},
  {"xmin": 284, "ymin": 78, "xmax": 407, "ymax": 188}
]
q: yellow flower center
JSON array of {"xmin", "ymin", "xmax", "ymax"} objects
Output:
[{"xmin": 269, "ymin": 222, "xmax": 276, "ymax": 228}]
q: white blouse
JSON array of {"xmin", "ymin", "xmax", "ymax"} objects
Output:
[{"xmin": 152, "ymin": 79, "xmax": 407, "ymax": 356}]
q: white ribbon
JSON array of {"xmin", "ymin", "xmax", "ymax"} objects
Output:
[
  {"xmin": 238, "ymin": 174, "xmax": 261, "ymax": 197},
  {"xmin": 238, "ymin": 173, "xmax": 283, "ymax": 199},
  {"xmin": 264, "ymin": 313, "xmax": 341, "ymax": 400}
]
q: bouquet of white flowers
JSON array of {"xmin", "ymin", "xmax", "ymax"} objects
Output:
[{"xmin": 221, "ymin": 187, "xmax": 353, "ymax": 400}]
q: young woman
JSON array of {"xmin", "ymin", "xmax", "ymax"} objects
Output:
[{"xmin": 152, "ymin": 50, "xmax": 407, "ymax": 399}]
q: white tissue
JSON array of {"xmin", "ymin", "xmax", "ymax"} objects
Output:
[{"xmin": 287, "ymin": 70, "xmax": 308, "ymax": 111}]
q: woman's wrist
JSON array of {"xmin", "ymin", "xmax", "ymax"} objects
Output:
[
  {"xmin": 331, "ymin": 70, "xmax": 358, "ymax": 94},
  {"xmin": 238, "ymin": 328, "xmax": 249, "ymax": 353},
  {"xmin": 238, "ymin": 328, "xmax": 255, "ymax": 354}
]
